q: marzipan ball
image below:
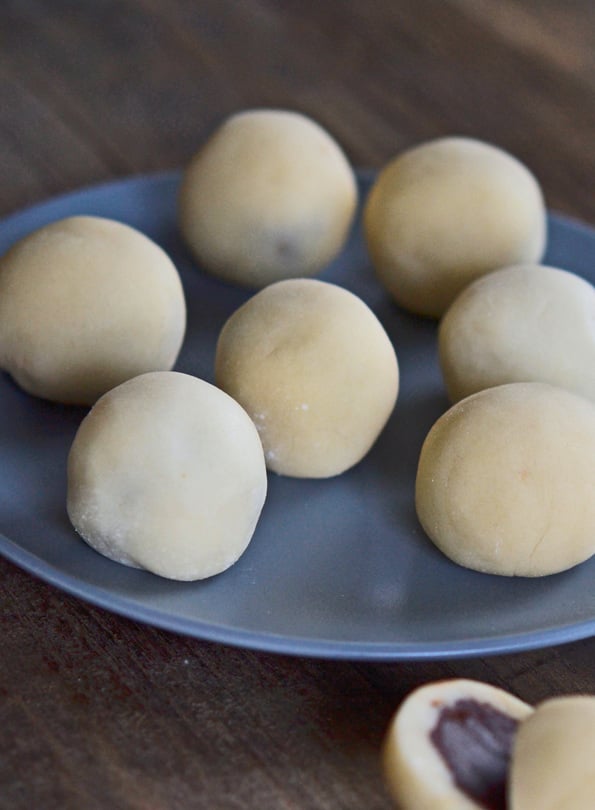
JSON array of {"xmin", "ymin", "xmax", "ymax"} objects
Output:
[
  {"xmin": 178, "ymin": 109, "xmax": 357, "ymax": 287},
  {"xmin": 439, "ymin": 264, "xmax": 595, "ymax": 403},
  {"xmin": 0, "ymin": 216, "xmax": 186, "ymax": 405},
  {"xmin": 67, "ymin": 372, "xmax": 267, "ymax": 581},
  {"xmin": 415, "ymin": 382, "xmax": 595, "ymax": 576},
  {"xmin": 215, "ymin": 278, "xmax": 399, "ymax": 478},
  {"xmin": 510, "ymin": 696, "xmax": 595, "ymax": 810},
  {"xmin": 364, "ymin": 137, "xmax": 546, "ymax": 317},
  {"xmin": 383, "ymin": 679, "xmax": 532, "ymax": 810}
]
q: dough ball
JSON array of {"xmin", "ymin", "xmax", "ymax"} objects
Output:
[
  {"xmin": 0, "ymin": 216, "xmax": 186, "ymax": 404},
  {"xmin": 67, "ymin": 371, "xmax": 267, "ymax": 581},
  {"xmin": 439, "ymin": 264, "xmax": 595, "ymax": 404},
  {"xmin": 364, "ymin": 137, "xmax": 546, "ymax": 317},
  {"xmin": 214, "ymin": 278, "xmax": 399, "ymax": 478},
  {"xmin": 415, "ymin": 382, "xmax": 595, "ymax": 576},
  {"xmin": 510, "ymin": 696, "xmax": 595, "ymax": 810},
  {"xmin": 178, "ymin": 109, "xmax": 357, "ymax": 287},
  {"xmin": 383, "ymin": 678, "xmax": 532, "ymax": 810}
]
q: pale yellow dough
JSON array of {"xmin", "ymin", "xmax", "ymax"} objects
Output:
[
  {"xmin": 67, "ymin": 372, "xmax": 267, "ymax": 581},
  {"xmin": 510, "ymin": 696, "xmax": 595, "ymax": 810},
  {"xmin": 178, "ymin": 109, "xmax": 357, "ymax": 287},
  {"xmin": 0, "ymin": 216, "xmax": 186, "ymax": 404},
  {"xmin": 364, "ymin": 137, "xmax": 546, "ymax": 317},
  {"xmin": 439, "ymin": 264, "xmax": 595, "ymax": 403},
  {"xmin": 415, "ymin": 382, "xmax": 595, "ymax": 576},
  {"xmin": 215, "ymin": 278, "xmax": 399, "ymax": 478},
  {"xmin": 383, "ymin": 679, "xmax": 532, "ymax": 810}
]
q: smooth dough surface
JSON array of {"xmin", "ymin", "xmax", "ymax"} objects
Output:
[
  {"xmin": 178, "ymin": 109, "xmax": 357, "ymax": 287},
  {"xmin": 364, "ymin": 137, "xmax": 546, "ymax": 317},
  {"xmin": 0, "ymin": 216, "xmax": 186, "ymax": 404},
  {"xmin": 214, "ymin": 278, "xmax": 399, "ymax": 478},
  {"xmin": 415, "ymin": 382, "xmax": 595, "ymax": 576},
  {"xmin": 67, "ymin": 372, "xmax": 267, "ymax": 581},
  {"xmin": 383, "ymin": 679, "xmax": 532, "ymax": 810},
  {"xmin": 510, "ymin": 696, "xmax": 595, "ymax": 810},
  {"xmin": 439, "ymin": 264, "xmax": 595, "ymax": 403}
]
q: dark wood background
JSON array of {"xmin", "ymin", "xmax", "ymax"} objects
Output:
[{"xmin": 1, "ymin": 2, "xmax": 594, "ymax": 807}]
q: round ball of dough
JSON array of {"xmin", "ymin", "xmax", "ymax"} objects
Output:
[
  {"xmin": 439, "ymin": 264, "xmax": 595, "ymax": 404},
  {"xmin": 510, "ymin": 697, "xmax": 595, "ymax": 810},
  {"xmin": 0, "ymin": 216, "xmax": 186, "ymax": 405},
  {"xmin": 415, "ymin": 382, "xmax": 595, "ymax": 577},
  {"xmin": 364, "ymin": 137, "xmax": 546, "ymax": 317},
  {"xmin": 383, "ymin": 679, "xmax": 531, "ymax": 810},
  {"xmin": 178, "ymin": 109, "xmax": 358, "ymax": 288},
  {"xmin": 67, "ymin": 371, "xmax": 267, "ymax": 581},
  {"xmin": 214, "ymin": 278, "xmax": 399, "ymax": 478}
]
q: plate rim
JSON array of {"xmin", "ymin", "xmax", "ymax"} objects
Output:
[{"xmin": 3, "ymin": 529, "xmax": 595, "ymax": 660}]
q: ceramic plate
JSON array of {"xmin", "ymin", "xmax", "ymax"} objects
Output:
[{"xmin": 1, "ymin": 171, "xmax": 595, "ymax": 660}]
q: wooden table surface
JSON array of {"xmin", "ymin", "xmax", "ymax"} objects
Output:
[{"xmin": 1, "ymin": 2, "xmax": 595, "ymax": 807}]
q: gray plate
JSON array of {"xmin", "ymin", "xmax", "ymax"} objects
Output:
[{"xmin": 1, "ymin": 171, "xmax": 595, "ymax": 661}]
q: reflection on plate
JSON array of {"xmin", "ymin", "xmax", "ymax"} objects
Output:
[{"xmin": 1, "ymin": 172, "xmax": 595, "ymax": 661}]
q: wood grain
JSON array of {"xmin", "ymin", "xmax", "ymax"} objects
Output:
[{"xmin": 1, "ymin": 2, "xmax": 594, "ymax": 807}]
